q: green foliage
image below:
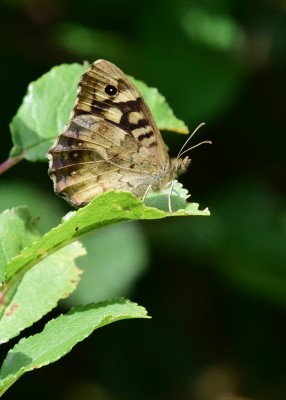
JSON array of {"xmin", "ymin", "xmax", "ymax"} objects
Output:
[
  {"xmin": 8, "ymin": 62, "xmax": 188, "ymax": 163},
  {"xmin": 0, "ymin": 62, "xmax": 209, "ymax": 396},
  {"xmin": 0, "ymin": 207, "xmax": 39, "ymax": 282},
  {"xmin": 1, "ymin": 1, "xmax": 286, "ymax": 398},
  {"xmin": 54, "ymin": 22, "xmax": 135, "ymax": 63},
  {"xmin": 3, "ymin": 191, "xmax": 208, "ymax": 283},
  {"xmin": 129, "ymin": 78, "xmax": 188, "ymax": 133},
  {"xmin": 9, "ymin": 63, "xmax": 86, "ymax": 161},
  {"xmin": 0, "ymin": 299, "xmax": 148, "ymax": 396},
  {"xmin": 0, "ymin": 180, "xmax": 65, "ymax": 234},
  {"xmin": 0, "ymin": 240, "xmax": 84, "ymax": 343},
  {"xmin": 65, "ymin": 223, "xmax": 149, "ymax": 305},
  {"xmin": 182, "ymin": 7, "xmax": 245, "ymax": 51}
]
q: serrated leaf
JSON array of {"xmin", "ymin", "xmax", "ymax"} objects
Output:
[
  {"xmin": 0, "ymin": 298, "xmax": 149, "ymax": 396},
  {"xmin": 4, "ymin": 191, "xmax": 209, "ymax": 284},
  {"xmin": 0, "ymin": 241, "xmax": 85, "ymax": 343},
  {"xmin": 0, "ymin": 207, "xmax": 40, "ymax": 282},
  {"xmin": 8, "ymin": 62, "xmax": 188, "ymax": 163}
]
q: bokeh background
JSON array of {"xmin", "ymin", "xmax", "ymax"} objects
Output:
[{"xmin": 0, "ymin": 0, "xmax": 286, "ymax": 399}]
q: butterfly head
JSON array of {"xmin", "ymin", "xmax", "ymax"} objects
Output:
[
  {"xmin": 172, "ymin": 123, "xmax": 211, "ymax": 179},
  {"xmin": 171, "ymin": 156, "xmax": 191, "ymax": 178}
]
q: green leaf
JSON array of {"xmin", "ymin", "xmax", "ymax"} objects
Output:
[
  {"xmin": 9, "ymin": 63, "xmax": 86, "ymax": 161},
  {"xmin": 4, "ymin": 191, "xmax": 209, "ymax": 283},
  {"xmin": 145, "ymin": 180, "xmax": 192, "ymax": 211},
  {"xmin": 0, "ymin": 207, "xmax": 40, "ymax": 282},
  {"xmin": 0, "ymin": 206, "xmax": 85, "ymax": 342},
  {"xmin": 8, "ymin": 62, "xmax": 188, "ymax": 163},
  {"xmin": 0, "ymin": 241, "xmax": 85, "ymax": 343},
  {"xmin": 0, "ymin": 298, "xmax": 149, "ymax": 396},
  {"xmin": 130, "ymin": 77, "xmax": 189, "ymax": 133}
]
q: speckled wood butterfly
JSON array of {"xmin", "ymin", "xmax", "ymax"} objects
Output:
[{"xmin": 47, "ymin": 60, "xmax": 191, "ymax": 211}]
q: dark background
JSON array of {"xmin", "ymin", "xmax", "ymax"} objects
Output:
[{"xmin": 1, "ymin": 0, "xmax": 286, "ymax": 399}]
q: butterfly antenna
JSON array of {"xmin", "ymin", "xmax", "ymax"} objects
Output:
[
  {"xmin": 178, "ymin": 140, "xmax": 212, "ymax": 158},
  {"xmin": 168, "ymin": 124, "xmax": 211, "ymax": 212},
  {"xmin": 177, "ymin": 122, "xmax": 211, "ymax": 159}
]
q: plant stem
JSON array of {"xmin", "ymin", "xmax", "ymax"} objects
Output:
[{"xmin": 0, "ymin": 154, "xmax": 24, "ymax": 175}]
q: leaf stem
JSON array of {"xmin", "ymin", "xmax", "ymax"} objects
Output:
[{"xmin": 0, "ymin": 154, "xmax": 24, "ymax": 175}]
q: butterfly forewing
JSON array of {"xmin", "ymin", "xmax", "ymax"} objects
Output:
[
  {"xmin": 48, "ymin": 59, "xmax": 189, "ymax": 207},
  {"xmin": 74, "ymin": 60, "xmax": 170, "ymax": 164}
]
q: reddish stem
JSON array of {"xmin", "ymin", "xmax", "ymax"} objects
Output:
[{"xmin": 0, "ymin": 154, "xmax": 24, "ymax": 174}]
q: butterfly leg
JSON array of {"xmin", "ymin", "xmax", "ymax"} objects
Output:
[
  {"xmin": 142, "ymin": 184, "xmax": 152, "ymax": 203},
  {"xmin": 167, "ymin": 180, "xmax": 175, "ymax": 213}
]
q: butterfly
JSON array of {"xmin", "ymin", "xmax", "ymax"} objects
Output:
[{"xmin": 47, "ymin": 59, "xmax": 191, "ymax": 212}]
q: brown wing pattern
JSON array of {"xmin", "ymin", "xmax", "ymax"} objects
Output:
[
  {"xmin": 48, "ymin": 60, "xmax": 173, "ymax": 207},
  {"xmin": 73, "ymin": 60, "xmax": 170, "ymax": 165}
]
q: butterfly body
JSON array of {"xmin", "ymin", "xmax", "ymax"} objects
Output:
[{"xmin": 48, "ymin": 60, "xmax": 190, "ymax": 207}]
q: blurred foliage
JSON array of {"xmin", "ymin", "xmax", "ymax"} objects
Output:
[
  {"xmin": 64, "ymin": 222, "xmax": 149, "ymax": 306},
  {"xmin": 0, "ymin": 0, "xmax": 286, "ymax": 399}
]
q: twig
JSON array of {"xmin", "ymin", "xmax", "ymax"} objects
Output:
[{"xmin": 0, "ymin": 154, "xmax": 24, "ymax": 175}]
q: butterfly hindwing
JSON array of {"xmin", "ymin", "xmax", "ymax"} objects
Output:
[{"xmin": 48, "ymin": 114, "xmax": 163, "ymax": 206}]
